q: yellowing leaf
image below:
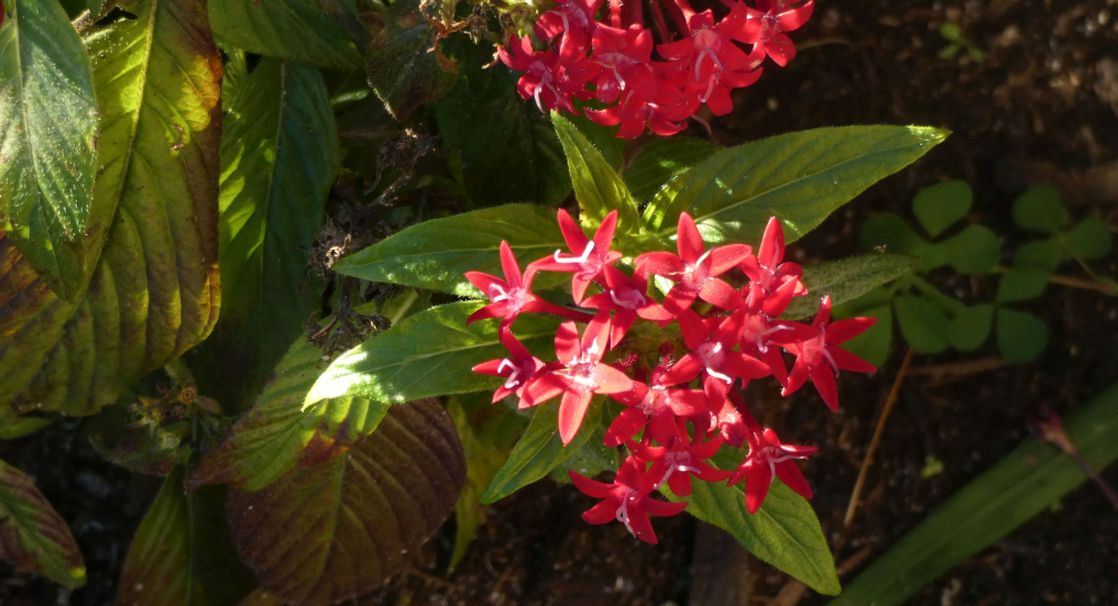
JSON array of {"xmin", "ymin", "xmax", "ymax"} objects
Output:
[
  {"xmin": 0, "ymin": 0, "xmax": 222, "ymax": 417},
  {"xmin": 0, "ymin": 457, "xmax": 85, "ymax": 589}
]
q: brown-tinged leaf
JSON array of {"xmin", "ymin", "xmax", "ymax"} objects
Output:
[
  {"xmin": 115, "ymin": 469, "xmax": 253, "ymax": 605},
  {"xmin": 190, "ymin": 337, "xmax": 388, "ymax": 492},
  {"xmin": 0, "ymin": 457, "xmax": 85, "ymax": 588},
  {"xmin": 227, "ymin": 400, "xmax": 465, "ymax": 604},
  {"xmin": 0, "ymin": 0, "xmax": 222, "ymax": 417}
]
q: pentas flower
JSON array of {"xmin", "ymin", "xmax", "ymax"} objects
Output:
[
  {"xmin": 635, "ymin": 212, "xmax": 750, "ymax": 314},
  {"xmin": 468, "ymin": 210, "xmax": 876, "ymax": 543},
  {"xmin": 532, "ymin": 209, "xmax": 623, "ymax": 303},
  {"xmin": 498, "ymin": 0, "xmax": 814, "ymax": 138},
  {"xmin": 775, "ymin": 295, "xmax": 877, "ymax": 411},
  {"xmin": 465, "ymin": 240, "xmax": 592, "ymax": 326},
  {"xmin": 724, "ymin": 0, "xmax": 815, "ymax": 67},
  {"xmin": 471, "ymin": 328, "xmax": 546, "ymax": 403},
  {"xmin": 521, "ymin": 315, "xmax": 632, "ymax": 443},
  {"xmin": 729, "ymin": 424, "xmax": 818, "ymax": 513},
  {"xmin": 569, "ymin": 458, "xmax": 687, "ymax": 544}
]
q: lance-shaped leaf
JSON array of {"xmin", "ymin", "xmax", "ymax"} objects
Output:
[
  {"xmin": 551, "ymin": 112, "xmax": 640, "ymax": 231},
  {"xmin": 832, "ymin": 382, "xmax": 1118, "ymax": 606},
  {"xmin": 782, "ymin": 254, "xmax": 915, "ymax": 320},
  {"xmin": 625, "ymin": 136, "xmax": 718, "ymax": 204},
  {"xmin": 667, "ymin": 451, "xmax": 840, "ymax": 596},
  {"xmin": 304, "ymin": 302, "xmax": 560, "ymax": 407},
  {"xmin": 197, "ymin": 58, "xmax": 338, "ymax": 408},
  {"xmin": 115, "ymin": 469, "xmax": 253, "ymax": 606},
  {"xmin": 480, "ymin": 402, "xmax": 608, "ymax": 504},
  {"xmin": 0, "ymin": 0, "xmax": 97, "ymax": 299},
  {"xmin": 190, "ymin": 337, "xmax": 388, "ymax": 491},
  {"xmin": 333, "ymin": 204, "xmax": 565, "ymax": 297},
  {"xmin": 226, "ymin": 401, "xmax": 465, "ymax": 603},
  {"xmin": 0, "ymin": 0, "xmax": 222, "ymax": 417},
  {"xmin": 642, "ymin": 126, "xmax": 948, "ymax": 245},
  {"xmin": 207, "ymin": 0, "xmax": 361, "ymax": 69},
  {"xmin": 0, "ymin": 458, "xmax": 85, "ymax": 589}
]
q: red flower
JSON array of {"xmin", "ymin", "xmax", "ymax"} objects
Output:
[
  {"xmin": 661, "ymin": 310, "xmax": 770, "ymax": 402},
  {"xmin": 536, "ymin": 0, "xmax": 602, "ymax": 59},
  {"xmin": 729, "ymin": 425, "xmax": 818, "ymax": 513},
  {"xmin": 740, "ymin": 217, "xmax": 806, "ymax": 316},
  {"xmin": 465, "ymin": 240, "xmax": 591, "ymax": 326},
  {"xmin": 498, "ymin": 35, "xmax": 599, "ymax": 113},
  {"xmin": 569, "ymin": 457, "xmax": 688, "ymax": 544},
  {"xmin": 637, "ymin": 429, "xmax": 729, "ymax": 497},
  {"xmin": 521, "ymin": 315, "xmax": 633, "ymax": 444},
  {"xmin": 775, "ymin": 295, "xmax": 877, "ymax": 411},
  {"xmin": 605, "ymin": 367, "xmax": 708, "ymax": 446},
  {"xmin": 724, "ymin": 0, "xmax": 815, "ymax": 68},
  {"xmin": 635, "ymin": 212, "xmax": 750, "ymax": 314},
  {"xmin": 582, "ymin": 265, "xmax": 672, "ymax": 346},
  {"xmin": 471, "ymin": 328, "xmax": 546, "ymax": 403},
  {"xmin": 656, "ymin": 10, "xmax": 764, "ymax": 116},
  {"xmin": 531, "ymin": 209, "xmax": 623, "ymax": 303}
]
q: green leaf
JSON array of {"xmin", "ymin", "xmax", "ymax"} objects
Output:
[
  {"xmin": 996, "ymin": 308, "xmax": 1047, "ymax": 363},
  {"xmin": 365, "ymin": 0, "xmax": 455, "ymax": 119},
  {"xmin": 480, "ymin": 403, "xmax": 606, "ymax": 504},
  {"xmin": 995, "ymin": 268, "xmax": 1048, "ymax": 303},
  {"xmin": 333, "ymin": 204, "xmax": 565, "ymax": 297},
  {"xmin": 227, "ymin": 401, "xmax": 465, "ymax": 603},
  {"xmin": 831, "ymin": 381, "xmax": 1118, "ymax": 606},
  {"xmin": 1012, "ymin": 185, "xmax": 1068, "ymax": 234},
  {"xmin": 305, "ymin": 302, "xmax": 560, "ymax": 406},
  {"xmin": 0, "ymin": 0, "xmax": 222, "ymax": 417},
  {"xmin": 912, "ymin": 180, "xmax": 971, "ymax": 238},
  {"xmin": 115, "ymin": 469, "xmax": 252, "ymax": 605},
  {"xmin": 626, "ymin": 136, "xmax": 718, "ymax": 205},
  {"xmin": 783, "ymin": 254, "xmax": 915, "ymax": 320},
  {"xmin": 836, "ymin": 303, "xmax": 893, "ymax": 368},
  {"xmin": 947, "ymin": 303, "xmax": 993, "ymax": 352},
  {"xmin": 434, "ymin": 44, "xmax": 568, "ymax": 207},
  {"xmin": 0, "ymin": 415, "xmax": 51, "ymax": 440},
  {"xmin": 0, "ymin": 457, "xmax": 85, "ymax": 588},
  {"xmin": 1014, "ymin": 239, "xmax": 1064, "ymax": 271},
  {"xmin": 190, "ymin": 337, "xmax": 388, "ymax": 491},
  {"xmin": 858, "ymin": 212, "xmax": 925, "ymax": 255},
  {"xmin": 0, "ymin": 0, "xmax": 97, "ymax": 299},
  {"xmin": 196, "ymin": 59, "xmax": 338, "ymax": 408},
  {"xmin": 939, "ymin": 224, "xmax": 1000, "ymax": 274},
  {"xmin": 680, "ymin": 468, "xmax": 840, "ymax": 595},
  {"xmin": 1059, "ymin": 217, "xmax": 1113, "ymax": 260},
  {"xmin": 642, "ymin": 125, "xmax": 948, "ymax": 244},
  {"xmin": 207, "ymin": 0, "xmax": 361, "ymax": 69},
  {"xmin": 894, "ymin": 295, "xmax": 950, "ymax": 353},
  {"xmin": 551, "ymin": 112, "xmax": 640, "ymax": 232}
]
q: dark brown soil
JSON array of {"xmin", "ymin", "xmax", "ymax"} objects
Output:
[{"xmin": 5, "ymin": 1, "xmax": 1117, "ymax": 605}]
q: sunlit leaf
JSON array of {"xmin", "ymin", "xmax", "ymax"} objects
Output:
[
  {"xmin": 208, "ymin": 0, "xmax": 361, "ymax": 69},
  {"xmin": 0, "ymin": 0, "xmax": 222, "ymax": 417},
  {"xmin": 551, "ymin": 112, "xmax": 640, "ymax": 231},
  {"xmin": 196, "ymin": 58, "xmax": 338, "ymax": 408},
  {"xmin": 190, "ymin": 337, "xmax": 387, "ymax": 491},
  {"xmin": 0, "ymin": 0, "xmax": 97, "ymax": 299},
  {"xmin": 0, "ymin": 457, "xmax": 85, "ymax": 588},
  {"xmin": 783, "ymin": 254, "xmax": 914, "ymax": 320},
  {"xmin": 643, "ymin": 126, "xmax": 948, "ymax": 244},
  {"xmin": 304, "ymin": 302, "xmax": 560, "ymax": 407},
  {"xmin": 626, "ymin": 136, "xmax": 717, "ymax": 205}
]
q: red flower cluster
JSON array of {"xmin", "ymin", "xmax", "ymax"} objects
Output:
[
  {"xmin": 469, "ymin": 210, "xmax": 875, "ymax": 543},
  {"xmin": 498, "ymin": 0, "xmax": 814, "ymax": 138}
]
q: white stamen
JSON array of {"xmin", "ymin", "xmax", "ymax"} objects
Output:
[
  {"xmin": 707, "ymin": 367, "xmax": 734, "ymax": 384},
  {"xmin": 553, "ymin": 240, "xmax": 596, "ymax": 264}
]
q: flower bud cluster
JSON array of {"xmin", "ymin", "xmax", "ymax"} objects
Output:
[
  {"xmin": 468, "ymin": 209, "xmax": 875, "ymax": 543},
  {"xmin": 499, "ymin": 0, "xmax": 814, "ymax": 137}
]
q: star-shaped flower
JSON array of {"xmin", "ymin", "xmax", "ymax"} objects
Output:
[
  {"xmin": 569, "ymin": 457, "xmax": 688, "ymax": 544},
  {"xmin": 729, "ymin": 425, "xmax": 818, "ymax": 513},
  {"xmin": 465, "ymin": 240, "xmax": 591, "ymax": 326},
  {"xmin": 531, "ymin": 209, "xmax": 624, "ymax": 303}
]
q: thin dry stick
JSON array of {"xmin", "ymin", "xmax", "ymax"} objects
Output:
[
  {"xmin": 843, "ymin": 348, "xmax": 915, "ymax": 528},
  {"xmin": 1046, "ymin": 273, "xmax": 1118, "ymax": 295}
]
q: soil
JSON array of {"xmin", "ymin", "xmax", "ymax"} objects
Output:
[{"xmin": 4, "ymin": 1, "xmax": 1118, "ymax": 605}]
